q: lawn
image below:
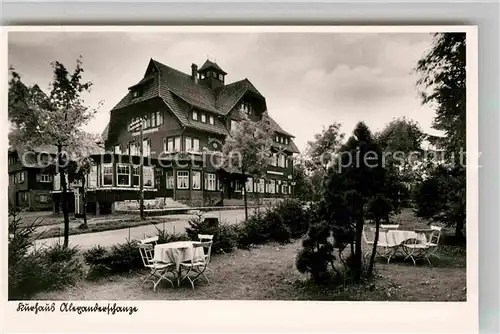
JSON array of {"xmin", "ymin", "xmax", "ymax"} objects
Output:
[{"xmin": 35, "ymin": 238, "xmax": 466, "ymax": 301}]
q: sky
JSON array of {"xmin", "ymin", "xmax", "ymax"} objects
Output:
[{"xmin": 8, "ymin": 31, "xmax": 439, "ymax": 152}]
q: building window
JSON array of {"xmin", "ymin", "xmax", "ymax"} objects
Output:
[
  {"xmin": 258, "ymin": 179, "xmax": 265, "ymax": 193},
  {"xmin": 205, "ymin": 173, "xmax": 216, "ymax": 191},
  {"xmin": 185, "ymin": 137, "xmax": 200, "ymax": 152},
  {"xmin": 177, "ymin": 171, "xmax": 189, "ymax": 189},
  {"xmin": 156, "ymin": 111, "xmax": 163, "ymax": 126},
  {"xmin": 114, "ymin": 145, "xmax": 121, "ymax": 154},
  {"xmin": 245, "ymin": 177, "xmax": 253, "ymax": 193},
  {"xmin": 278, "ymin": 154, "xmax": 286, "ymax": 168},
  {"xmin": 38, "ymin": 173, "xmax": 52, "ymax": 183},
  {"xmin": 201, "ymin": 113, "xmax": 206, "ymax": 123},
  {"xmin": 231, "ymin": 120, "xmax": 238, "ymax": 131},
  {"xmin": 143, "ymin": 166, "xmax": 154, "ymax": 187},
  {"xmin": 164, "ymin": 136, "xmax": 181, "ymax": 152},
  {"xmin": 102, "ymin": 164, "xmax": 113, "ymax": 186},
  {"xmin": 240, "ymin": 102, "xmax": 252, "ymax": 116},
  {"xmin": 117, "ymin": 164, "xmax": 130, "ymax": 186},
  {"xmin": 132, "ymin": 89, "xmax": 141, "ymax": 98},
  {"xmin": 17, "ymin": 172, "xmax": 25, "ymax": 184},
  {"xmin": 282, "ymin": 181, "xmax": 289, "ymax": 194},
  {"xmin": 276, "ymin": 135, "xmax": 279, "ymax": 142},
  {"xmin": 218, "ymin": 73, "xmax": 224, "ymax": 81},
  {"xmin": 129, "ymin": 142, "xmax": 139, "ymax": 156},
  {"xmin": 132, "ymin": 166, "xmax": 140, "ymax": 187},
  {"xmin": 166, "ymin": 172, "xmax": 174, "ymax": 189},
  {"xmin": 18, "ymin": 192, "xmax": 28, "ymax": 203},
  {"xmin": 38, "ymin": 194, "xmax": 49, "ymax": 203},
  {"xmin": 143, "ymin": 139, "xmax": 151, "ymax": 157},
  {"xmin": 234, "ymin": 180, "xmax": 242, "ymax": 192},
  {"xmin": 209, "ymin": 116, "xmax": 214, "ymax": 125},
  {"xmin": 212, "ymin": 71, "xmax": 217, "ymax": 78},
  {"xmin": 174, "ymin": 137, "xmax": 181, "ymax": 152},
  {"xmin": 192, "ymin": 171, "xmax": 201, "ymax": 190},
  {"xmin": 8, "ymin": 156, "xmax": 16, "ymax": 165},
  {"xmin": 269, "ymin": 179, "xmax": 276, "ymax": 194},
  {"xmin": 285, "ymin": 138, "xmax": 289, "ymax": 145},
  {"xmin": 193, "ymin": 111, "xmax": 198, "ymax": 121}
]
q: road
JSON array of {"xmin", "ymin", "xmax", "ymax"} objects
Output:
[{"xmin": 34, "ymin": 210, "xmax": 246, "ymax": 251}]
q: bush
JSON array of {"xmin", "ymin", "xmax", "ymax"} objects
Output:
[
  {"xmin": 9, "ymin": 244, "xmax": 83, "ymax": 299},
  {"xmin": 83, "ymin": 240, "xmax": 143, "ymax": 279},
  {"xmin": 155, "ymin": 227, "xmax": 189, "ymax": 244},
  {"xmin": 272, "ymin": 199, "xmax": 310, "ymax": 238},
  {"xmin": 296, "ymin": 220, "xmax": 335, "ymax": 284},
  {"xmin": 8, "ymin": 209, "xmax": 84, "ymax": 299},
  {"xmin": 236, "ymin": 211, "xmax": 269, "ymax": 248},
  {"xmin": 238, "ymin": 199, "xmax": 310, "ymax": 248},
  {"xmin": 185, "ymin": 212, "xmax": 237, "ymax": 254}
]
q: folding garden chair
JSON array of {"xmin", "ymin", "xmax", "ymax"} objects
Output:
[
  {"xmin": 198, "ymin": 234, "xmax": 214, "ymax": 275},
  {"xmin": 179, "ymin": 241, "xmax": 213, "ymax": 291},
  {"xmin": 402, "ymin": 226, "xmax": 441, "ymax": 265},
  {"xmin": 138, "ymin": 243, "xmax": 175, "ymax": 291},
  {"xmin": 362, "ymin": 226, "xmax": 400, "ymax": 264},
  {"xmin": 140, "ymin": 235, "xmax": 159, "ymax": 245}
]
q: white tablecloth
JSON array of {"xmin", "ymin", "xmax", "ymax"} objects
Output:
[
  {"xmin": 153, "ymin": 241, "xmax": 205, "ymax": 271},
  {"xmin": 379, "ymin": 230, "xmax": 427, "ymax": 246}
]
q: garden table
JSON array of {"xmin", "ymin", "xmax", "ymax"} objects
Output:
[
  {"xmin": 386, "ymin": 230, "xmax": 427, "ymax": 246},
  {"xmin": 153, "ymin": 241, "xmax": 205, "ymax": 286},
  {"xmin": 375, "ymin": 230, "xmax": 427, "ymax": 263}
]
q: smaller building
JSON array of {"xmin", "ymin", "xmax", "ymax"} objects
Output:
[{"xmin": 8, "ymin": 146, "xmax": 56, "ymax": 211}]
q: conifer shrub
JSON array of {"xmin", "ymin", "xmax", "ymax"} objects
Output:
[{"xmin": 8, "ymin": 209, "xmax": 84, "ymax": 299}]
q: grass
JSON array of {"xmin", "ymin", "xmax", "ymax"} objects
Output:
[
  {"xmin": 35, "ymin": 217, "xmax": 177, "ymax": 240},
  {"xmin": 34, "ymin": 241, "xmax": 466, "ymax": 301},
  {"xmin": 32, "ymin": 208, "xmax": 466, "ymax": 301}
]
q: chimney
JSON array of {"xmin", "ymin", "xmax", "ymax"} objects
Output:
[{"xmin": 191, "ymin": 63, "xmax": 198, "ymax": 84}]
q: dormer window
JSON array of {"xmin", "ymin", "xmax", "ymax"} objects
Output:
[
  {"xmin": 132, "ymin": 90, "xmax": 141, "ymax": 98},
  {"xmin": 201, "ymin": 113, "xmax": 206, "ymax": 123},
  {"xmin": 193, "ymin": 111, "xmax": 198, "ymax": 121},
  {"xmin": 209, "ymin": 116, "xmax": 214, "ymax": 125},
  {"xmin": 212, "ymin": 71, "xmax": 217, "ymax": 78}
]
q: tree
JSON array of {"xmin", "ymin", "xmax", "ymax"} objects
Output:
[
  {"xmin": 8, "ymin": 57, "xmax": 100, "ymax": 248},
  {"xmin": 222, "ymin": 112, "xmax": 274, "ymax": 221},
  {"xmin": 304, "ymin": 123, "xmax": 345, "ymax": 201},
  {"xmin": 67, "ymin": 156, "xmax": 96, "ymax": 229},
  {"xmin": 414, "ymin": 165, "xmax": 466, "ymax": 241},
  {"xmin": 291, "ymin": 158, "xmax": 313, "ymax": 201},
  {"xmin": 376, "ymin": 117, "xmax": 425, "ymax": 208},
  {"xmin": 366, "ymin": 195, "xmax": 393, "ymax": 277},
  {"xmin": 415, "ymin": 33, "xmax": 466, "ymax": 240},
  {"xmin": 305, "ymin": 123, "xmax": 345, "ymax": 172},
  {"xmin": 321, "ymin": 122, "xmax": 394, "ymax": 282},
  {"xmin": 416, "ymin": 33, "xmax": 466, "ymax": 160}
]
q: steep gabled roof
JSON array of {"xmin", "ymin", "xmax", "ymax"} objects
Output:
[
  {"xmin": 101, "ymin": 123, "xmax": 109, "ymax": 142},
  {"xmin": 215, "ymin": 79, "xmax": 265, "ymax": 115},
  {"xmin": 109, "ymin": 58, "xmax": 291, "ymax": 140},
  {"xmin": 199, "ymin": 59, "xmax": 227, "ymax": 75},
  {"xmin": 266, "ymin": 115, "xmax": 294, "ymax": 138}
]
